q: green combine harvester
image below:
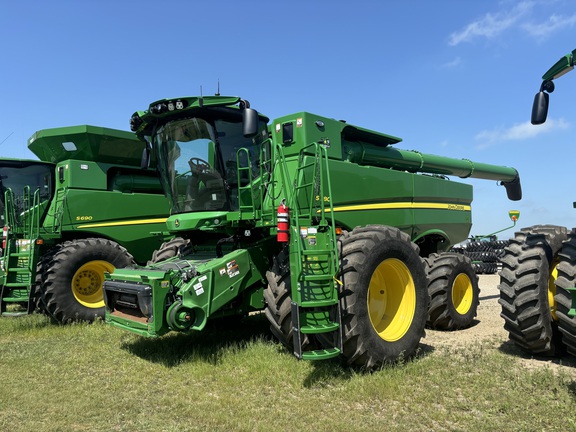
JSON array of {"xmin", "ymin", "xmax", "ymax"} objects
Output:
[
  {"xmin": 499, "ymin": 48, "xmax": 576, "ymax": 357},
  {"xmin": 103, "ymin": 95, "xmax": 522, "ymax": 368},
  {"xmin": 0, "ymin": 126, "xmax": 169, "ymax": 322}
]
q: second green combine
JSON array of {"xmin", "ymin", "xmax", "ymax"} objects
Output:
[{"xmin": 0, "ymin": 126, "xmax": 169, "ymax": 322}]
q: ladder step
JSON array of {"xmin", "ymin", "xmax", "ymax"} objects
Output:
[
  {"xmin": 7, "ymin": 267, "xmax": 31, "ymax": 273},
  {"xmin": 299, "ymin": 298, "xmax": 338, "ymax": 308},
  {"xmin": 302, "ymin": 274, "xmax": 333, "ymax": 282},
  {"xmin": 1, "ymin": 311, "xmax": 29, "ymax": 317},
  {"xmin": 301, "ymin": 249, "xmax": 332, "ymax": 256},
  {"xmin": 9, "ymin": 252, "xmax": 31, "ymax": 258},
  {"xmin": 301, "ymin": 348, "xmax": 341, "ymax": 361},
  {"xmin": 2, "ymin": 296, "xmax": 30, "ymax": 303},
  {"xmin": 300, "ymin": 322, "xmax": 339, "ymax": 334},
  {"xmin": 3, "ymin": 283, "xmax": 31, "ymax": 288}
]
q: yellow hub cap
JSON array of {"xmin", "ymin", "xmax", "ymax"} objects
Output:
[
  {"xmin": 72, "ymin": 260, "xmax": 115, "ymax": 309},
  {"xmin": 452, "ymin": 273, "xmax": 473, "ymax": 315},
  {"xmin": 367, "ymin": 258, "xmax": 416, "ymax": 342},
  {"xmin": 549, "ymin": 264, "xmax": 558, "ymax": 321}
]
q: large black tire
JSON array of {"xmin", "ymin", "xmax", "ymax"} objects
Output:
[
  {"xmin": 337, "ymin": 225, "xmax": 429, "ymax": 368},
  {"xmin": 263, "ymin": 247, "xmax": 316, "ymax": 352},
  {"xmin": 32, "ymin": 250, "xmax": 54, "ymax": 315},
  {"xmin": 149, "ymin": 237, "xmax": 190, "ymax": 264},
  {"xmin": 425, "ymin": 252, "xmax": 479, "ymax": 330},
  {"xmin": 554, "ymin": 229, "xmax": 576, "ymax": 356},
  {"xmin": 263, "ymin": 248, "xmax": 295, "ymax": 348},
  {"xmin": 498, "ymin": 225, "xmax": 568, "ymax": 356},
  {"xmin": 42, "ymin": 238, "xmax": 134, "ymax": 323}
]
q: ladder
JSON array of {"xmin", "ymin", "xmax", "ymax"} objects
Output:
[
  {"xmin": 0, "ymin": 187, "xmax": 40, "ymax": 316},
  {"xmin": 286, "ymin": 142, "xmax": 342, "ymax": 360}
]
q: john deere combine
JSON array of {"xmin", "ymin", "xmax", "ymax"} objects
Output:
[
  {"xmin": 103, "ymin": 95, "xmax": 521, "ymax": 368},
  {"xmin": 499, "ymin": 48, "xmax": 576, "ymax": 357},
  {"xmin": 0, "ymin": 126, "xmax": 169, "ymax": 322}
]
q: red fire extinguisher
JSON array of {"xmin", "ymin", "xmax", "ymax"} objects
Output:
[
  {"xmin": 277, "ymin": 200, "xmax": 289, "ymax": 243},
  {"xmin": 2, "ymin": 225, "xmax": 8, "ymax": 251}
]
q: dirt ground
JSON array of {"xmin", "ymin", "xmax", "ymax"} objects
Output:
[{"xmin": 423, "ymin": 274, "xmax": 576, "ymax": 377}]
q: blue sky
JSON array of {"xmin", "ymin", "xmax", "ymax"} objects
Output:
[{"xmin": 1, "ymin": 0, "xmax": 575, "ymax": 238}]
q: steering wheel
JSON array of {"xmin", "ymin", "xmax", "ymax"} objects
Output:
[{"xmin": 188, "ymin": 157, "xmax": 212, "ymax": 175}]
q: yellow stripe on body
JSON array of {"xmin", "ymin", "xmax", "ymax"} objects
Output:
[
  {"xmin": 326, "ymin": 202, "xmax": 471, "ymax": 212},
  {"xmin": 77, "ymin": 218, "xmax": 168, "ymax": 229}
]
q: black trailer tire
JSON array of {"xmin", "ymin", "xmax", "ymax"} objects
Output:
[
  {"xmin": 337, "ymin": 225, "xmax": 428, "ymax": 369},
  {"xmin": 554, "ymin": 229, "xmax": 576, "ymax": 356},
  {"xmin": 498, "ymin": 225, "xmax": 568, "ymax": 356},
  {"xmin": 43, "ymin": 238, "xmax": 134, "ymax": 323},
  {"xmin": 425, "ymin": 252, "xmax": 479, "ymax": 330},
  {"xmin": 149, "ymin": 237, "xmax": 190, "ymax": 264}
]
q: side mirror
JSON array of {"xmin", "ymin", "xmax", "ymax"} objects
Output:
[
  {"xmin": 140, "ymin": 140, "xmax": 151, "ymax": 169},
  {"xmin": 243, "ymin": 108, "xmax": 259, "ymax": 138},
  {"xmin": 140, "ymin": 148, "xmax": 150, "ymax": 169},
  {"xmin": 531, "ymin": 91, "xmax": 549, "ymax": 125}
]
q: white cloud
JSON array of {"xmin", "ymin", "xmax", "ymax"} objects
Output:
[
  {"xmin": 440, "ymin": 57, "xmax": 462, "ymax": 69},
  {"xmin": 474, "ymin": 118, "xmax": 569, "ymax": 149},
  {"xmin": 446, "ymin": 1, "xmax": 576, "ymax": 45},
  {"xmin": 522, "ymin": 13, "xmax": 576, "ymax": 37},
  {"xmin": 448, "ymin": 1, "xmax": 534, "ymax": 46}
]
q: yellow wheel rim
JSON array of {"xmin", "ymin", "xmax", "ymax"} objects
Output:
[
  {"xmin": 367, "ymin": 258, "xmax": 416, "ymax": 342},
  {"xmin": 72, "ymin": 260, "xmax": 115, "ymax": 309},
  {"xmin": 452, "ymin": 273, "xmax": 473, "ymax": 315},
  {"xmin": 549, "ymin": 263, "xmax": 558, "ymax": 321}
]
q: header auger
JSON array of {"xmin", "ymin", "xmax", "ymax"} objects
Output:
[{"xmin": 104, "ymin": 95, "xmax": 521, "ymax": 369}]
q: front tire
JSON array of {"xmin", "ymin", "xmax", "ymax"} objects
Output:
[
  {"xmin": 264, "ymin": 248, "xmax": 294, "ymax": 348},
  {"xmin": 498, "ymin": 225, "xmax": 568, "ymax": 356},
  {"xmin": 337, "ymin": 225, "xmax": 429, "ymax": 368},
  {"xmin": 32, "ymin": 250, "xmax": 53, "ymax": 314},
  {"xmin": 149, "ymin": 237, "xmax": 190, "ymax": 264},
  {"xmin": 425, "ymin": 252, "xmax": 479, "ymax": 330},
  {"xmin": 42, "ymin": 238, "xmax": 134, "ymax": 323}
]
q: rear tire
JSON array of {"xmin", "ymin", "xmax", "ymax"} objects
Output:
[
  {"xmin": 425, "ymin": 252, "xmax": 479, "ymax": 330},
  {"xmin": 337, "ymin": 225, "xmax": 428, "ymax": 369},
  {"xmin": 554, "ymin": 229, "xmax": 576, "ymax": 356},
  {"xmin": 43, "ymin": 238, "xmax": 134, "ymax": 323},
  {"xmin": 498, "ymin": 225, "xmax": 568, "ymax": 356}
]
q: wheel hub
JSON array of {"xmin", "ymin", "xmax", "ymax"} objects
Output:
[
  {"xmin": 367, "ymin": 258, "xmax": 416, "ymax": 342},
  {"xmin": 72, "ymin": 260, "xmax": 115, "ymax": 309},
  {"xmin": 452, "ymin": 273, "xmax": 473, "ymax": 315}
]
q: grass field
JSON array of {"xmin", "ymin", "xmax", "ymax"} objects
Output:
[{"xmin": 1, "ymin": 313, "xmax": 575, "ymax": 432}]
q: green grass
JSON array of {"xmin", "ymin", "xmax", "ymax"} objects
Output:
[{"xmin": 1, "ymin": 314, "xmax": 575, "ymax": 432}]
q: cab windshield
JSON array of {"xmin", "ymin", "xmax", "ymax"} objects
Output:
[
  {"xmin": 154, "ymin": 115, "xmax": 266, "ymax": 214},
  {"xmin": 0, "ymin": 161, "xmax": 54, "ymax": 227}
]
